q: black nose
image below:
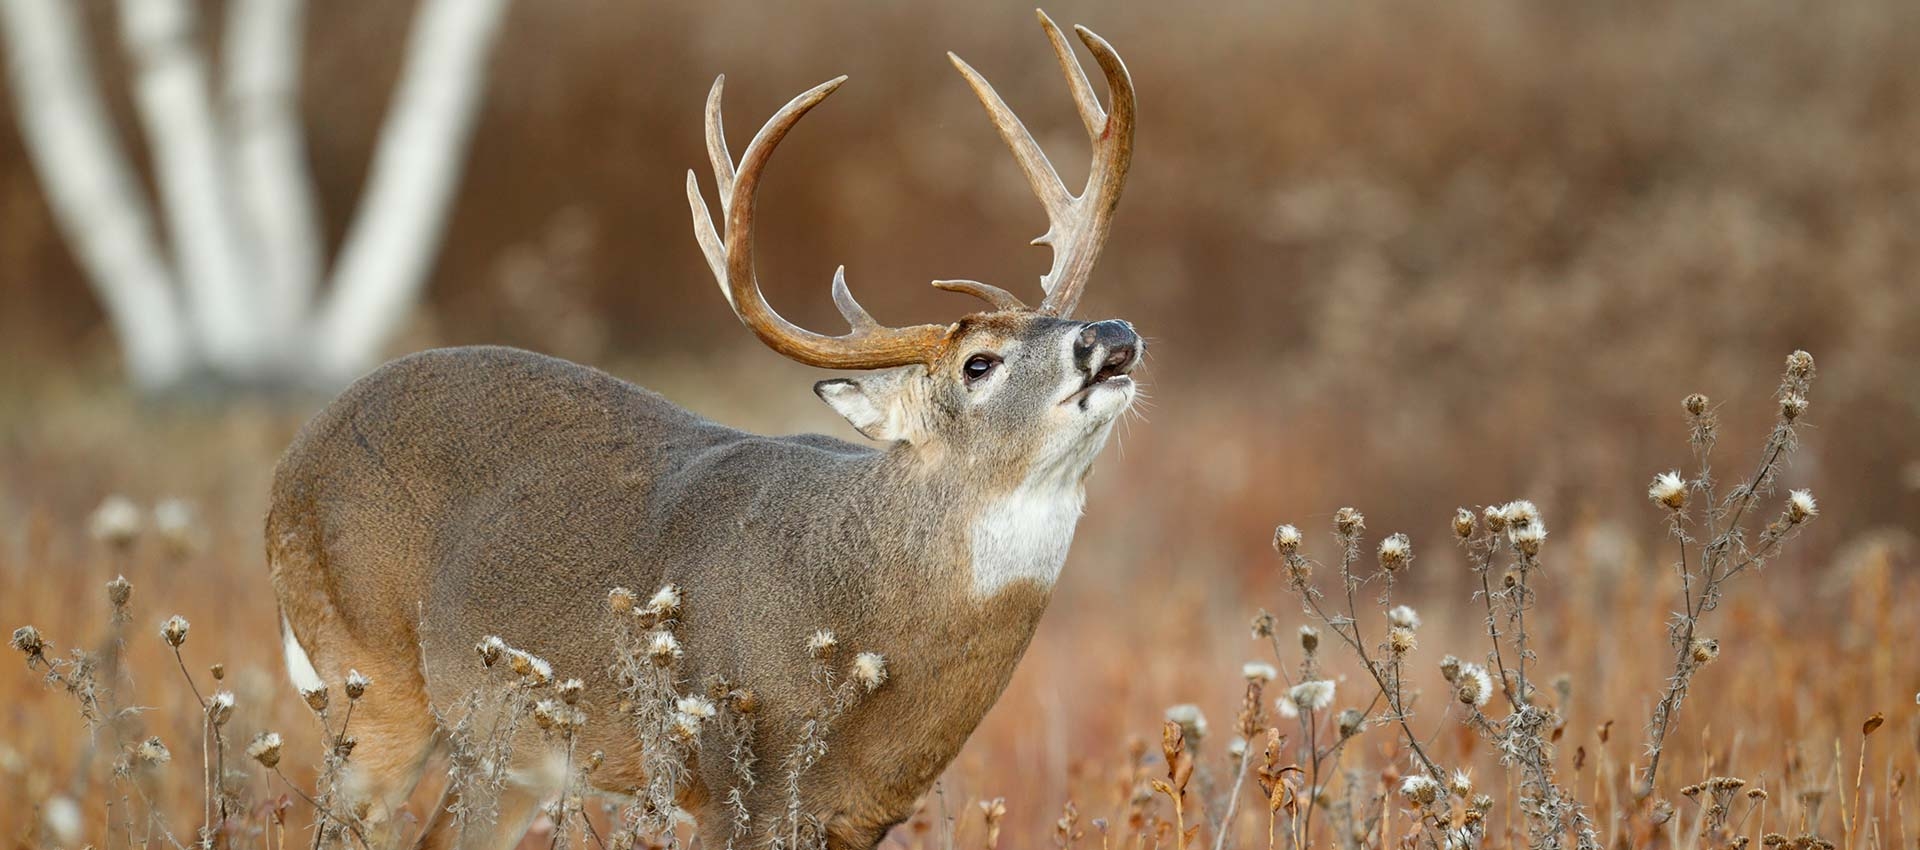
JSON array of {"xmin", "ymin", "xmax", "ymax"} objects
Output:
[{"xmin": 1074, "ymin": 320, "xmax": 1141, "ymax": 381}]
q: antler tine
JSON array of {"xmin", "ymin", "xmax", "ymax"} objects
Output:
[
  {"xmin": 1036, "ymin": 10, "xmax": 1104, "ymax": 140},
  {"xmin": 705, "ymin": 76, "xmax": 737, "ymax": 206},
  {"xmin": 950, "ymin": 12, "xmax": 1136, "ymax": 318},
  {"xmin": 932, "ymin": 279, "xmax": 1029, "ymax": 312},
  {"xmin": 695, "ymin": 76, "xmax": 953, "ymax": 370}
]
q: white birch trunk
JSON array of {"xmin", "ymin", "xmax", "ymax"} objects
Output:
[
  {"xmin": 3, "ymin": 0, "xmax": 511, "ymax": 392},
  {"xmin": 224, "ymin": 0, "xmax": 323, "ymax": 348},
  {"xmin": 313, "ymin": 0, "xmax": 511, "ymax": 384},
  {"xmin": 0, "ymin": 0, "xmax": 192, "ymax": 389},
  {"xmin": 118, "ymin": 0, "xmax": 265, "ymax": 375}
]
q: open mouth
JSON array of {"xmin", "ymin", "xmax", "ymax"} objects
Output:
[{"xmin": 1062, "ymin": 373, "xmax": 1135, "ymax": 410}]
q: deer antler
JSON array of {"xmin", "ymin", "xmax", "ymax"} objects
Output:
[
  {"xmin": 687, "ymin": 12, "xmax": 1135, "ymax": 367},
  {"xmin": 949, "ymin": 10, "xmax": 1136, "ymax": 318},
  {"xmin": 689, "ymin": 77, "xmax": 1002, "ymax": 369}
]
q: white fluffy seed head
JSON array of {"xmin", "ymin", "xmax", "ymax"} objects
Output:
[
  {"xmin": 1242, "ymin": 662, "xmax": 1278, "ymax": 683},
  {"xmin": 344, "ymin": 669, "xmax": 371, "ymax": 700},
  {"xmin": 1400, "ymin": 775, "xmax": 1441, "ymax": 806},
  {"xmin": 1649, "ymin": 471, "xmax": 1688, "ymax": 510},
  {"xmin": 1387, "ymin": 605, "xmax": 1421, "ymax": 630},
  {"xmin": 647, "ymin": 630, "xmax": 682, "ymax": 667},
  {"xmin": 1272, "ymin": 524, "xmax": 1303, "ymax": 555},
  {"xmin": 247, "ymin": 731, "xmax": 283, "ymax": 768},
  {"xmin": 161, "ymin": 615, "xmax": 190, "ymax": 648},
  {"xmin": 1288, "ymin": 679, "xmax": 1336, "ymax": 712},
  {"xmin": 1787, "ymin": 489, "xmax": 1818, "ymax": 523},
  {"xmin": 1457, "ymin": 664, "xmax": 1494, "ymax": 708},
  {"xmin": 1501, "ymin": 500, "xmax": 1540, "ymax": 529},
  {"xmin": 806, "ymin": 629, "xmax": 838, "ymax": 660},
  {"xmin": 850, "ymin": 652, "xmax": 888, "ymax": 692},
  {"xmin": 1510, "ymin": 522, "xmax": 1548, "ymax": 556},
  {"xmin": 1165, "ymin": 704, "xmax": 1209, "ymax": 742},
  {"xmin": 1377, "ymin": 533, "xmax": 1412, "ymax": 570},
  {"xmin": 647, "ymin": 585, "xmax": 682, "ymax": 619},
  {"xmin": 675, "ymin": 695, "xmax": 716, "ymax": 719},
  {"xmin": 208, "ymin": 691, "xmax": 235, "ymax": 726}
]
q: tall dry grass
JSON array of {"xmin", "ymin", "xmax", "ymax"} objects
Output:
[{"xmin": 3, "ymin": 350, "xmax": 1911, "ymax": 850}]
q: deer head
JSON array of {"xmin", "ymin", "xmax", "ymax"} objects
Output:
[{"xmin": 685, "ymin": 10, "xmax": 1142, "ymax": 486}]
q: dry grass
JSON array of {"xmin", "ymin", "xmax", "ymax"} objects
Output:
[{"xmin": 2, "ymin": 350, "xmax": 1912, "ymax": 850}]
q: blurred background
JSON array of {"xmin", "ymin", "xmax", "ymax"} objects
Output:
[{"xmin": 2, "ymin": 0, "xmax": 1916, "ymax": 844}]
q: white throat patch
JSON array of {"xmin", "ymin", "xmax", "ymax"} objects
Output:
[{"xmin": 969, "ymin": 483, "xmax": 1085, "ymax": 597}]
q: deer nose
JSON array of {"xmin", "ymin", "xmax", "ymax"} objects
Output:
[{"xmin": 1075, "ymin": 320, "xmax": 1141, "ymax": 381}]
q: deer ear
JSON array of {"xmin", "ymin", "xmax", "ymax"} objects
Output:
[{"xmin": 815, "ymin": 376, "xmax": 913, "ymax": 442}]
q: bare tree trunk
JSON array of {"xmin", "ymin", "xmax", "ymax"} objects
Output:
[
  {"xmin": 0, "ymin": 0, "xmax": 193, "ymax": 389},
  {"xmin": 314, "ymin": 0, "xmax": 512, "ymax": 385},
  {"xmin": 1, "ymin": 0, "xmax": 512, "ymax": 394},
  {"xmin": 224, "ymin": 0, "xmax": 323, "ymax": 351},
  {"xmin": 118, "ymin": 0, "xmax": 267, "ymax": 376}
]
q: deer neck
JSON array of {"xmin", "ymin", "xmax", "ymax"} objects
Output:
[{"xmin": 967, "ymin": 474, "xmax": 1085, "ymax": 598}]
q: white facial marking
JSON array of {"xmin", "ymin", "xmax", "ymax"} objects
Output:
[
  {"xmin": 281, "ymin": 618, "xmax": 324, "ymax": 693},
  {"xmin": 969, "ymin": 480, "xmax": 1085, "ymax": 597}
]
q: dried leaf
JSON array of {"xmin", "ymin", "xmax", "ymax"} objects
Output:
[{"xmin": 1862, "ymin": 712, "xmax": 1884, "ymax": 736}]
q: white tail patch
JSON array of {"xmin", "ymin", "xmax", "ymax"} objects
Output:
[
  {"xmin": 281, "ymin": 617, "xmax": 325, "ymax": 693},
  {"xmin": 969, "ymin": 485, "xmax": 1083, "ymax": 597}
]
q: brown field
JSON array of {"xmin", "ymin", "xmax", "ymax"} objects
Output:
[{"xmin": 2, "ymin": 1, "xmax": 1917, "ymax": 849}]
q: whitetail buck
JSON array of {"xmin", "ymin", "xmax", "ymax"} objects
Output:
[{"xmin": 268, "ymin": 11, "xmax": 1138, "ymax": 849}]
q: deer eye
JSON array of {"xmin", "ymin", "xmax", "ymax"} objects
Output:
[{"xmin": 962, "ymin": 353, "xmax": 1001, "ymax": 385}]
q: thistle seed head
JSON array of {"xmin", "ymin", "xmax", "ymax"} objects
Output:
[
  {"xmin": 1288, "ymin": 679, "xmax": 1336, "ymax": 712},
  {"xmin": 135, "ymin": 736, "xmax": 171, "ymax": 766},
  {"xmin": 247, "ymin": 731, "xmax": 283, "ymax": 768},
  {"xmin": 607, "ymin": 587, "xmax": 636, "ymax": 614},
  {"xmin": 1457, "ymin": 663, "xmax": 1493, "ymax": 707},
  {"xmin": 1387, "ymin": 604, "xmax": 1420, "ymax": 630},
  {"xmin": 1483, "ymin": 505, "xmax": 1508, "ymax": 533},
  {"xmin": 1449, "ymin": 770, "xmax": 1474, "ymax": 798},
  {"xmin": 806, "ymin": 629, "xmax": 838, "ymax": 660},
  {"xmin": 1690, "ymin": 638, "xmax": 1720, "ymax": 664},
  {"xmin": 1452, "ymin": 508, "xmax": 1476, "ymax": 539},
  {"xmin": 676, "ymin": 695, "xmax": 717, "ymax": 720},
  {"xmin": 646, "ymin": 585, "xmax": 682, "ymax": 620},
  {"xmin": 1786, "ymin": 490, "xmax": 1818, "ymax": 524},
  {"xmin": 1334, "ymin": 507, "xmax": 1365, "ymax": 538},
  {"xmin": 1387, "ymin": 627, "xmax": 1417, "ymax": 656},
  {"xmin": 1649, "ymin": 471, "xmax": 1688, "ymax": 510},
  {"xmin": 1336, "ymin": 708, "xmax": 1366, "ymax": 738},
  {"xmin": 88, "ymin": 495, "xmax": 142, "ymax": 548},
  {"xmin": 1438, "ymin": 654, "xmax": 1462, "ymax": 684},
  {"xmin": 1298, "ymin": 625, "xmax": 1321, "ymax": 654},
  {"xmin": 106, "ymin": 575, "xmax": 132, "ymax": 609},
  {"xmin": 1250, "ymin": 611, "xmax": 1275, "ymax": 638},
  {"xmin": 9, "ymin": 625, "xmax": 45, "ymax": 661},
  {"xmin": 647, "ymin": 630, "xmax": 682, "ymax": 667},
  {"xmin": 1377, "ymin": 533, "xmax": 1412, "ymax": 571},
  {"xmin": 1272, "ymin": 524, "xmax": 1303, "ymax": 555},
  {"xmin": 558, "ymin": 678, "xmax": 585, "ymax": 705},
  {"xmin": 1510, "ymin": 522, "xmax": 1548, "ymax": 556},
  {"xmin": 301, "ymin": 686, "xmax": 329, "ymax": 714},
  {"xmin": 1685, "ymin": 393, "xmax": 1709, "ymax": 416},
  {"xmin": 344, "ymin": 669, "xmax": 370, "ymax": 700},
  {"xmin": 1400, "ymin": 775, "xmax": 1440, "ymax": 807},
  {"xmin": 850, "ymin": 652, "xmax": 888, "ymax": 691},
  {"xmin": 208, "ymin": 691, "xmax": 235, "ymax": 726},
  {"xmin": 1785, "ymin": 350, "xmax": 1814, "ymax": 379},
  {"xmin": 1779, "ymin": 393, "xmax": 1808, "ymax": 422},
  {"xmin": 476, "ymin": 635, "xmax": 507, "ymax": 667},
  {"xmin": 1500, "ymin": 500, "xmax": 1540, "ymax": 530},
  {"xmin": 161, "ymin": 615, "xmax": 190, "ymax": 648},
  {"xmin": 1242, "ymin": 661, "xmax": 1277, "ymax": 682}
]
